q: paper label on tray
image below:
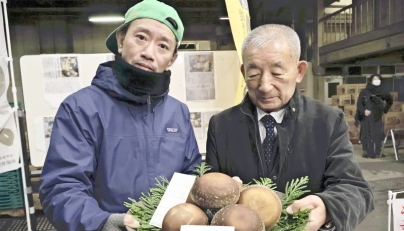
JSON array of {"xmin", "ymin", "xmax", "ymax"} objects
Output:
[
  {"xmin": 181, "ymin": 225, "xmax": 235, "ymax": 231},
  {"xmin": 149, "ymin": 172, "xmax": 196, "ymax": 228}
]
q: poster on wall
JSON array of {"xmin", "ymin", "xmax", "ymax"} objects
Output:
[
  {"xmin": 105, "ymin": 54, "xmax": 115, "ymax": 62},
  {"xmin": 33, "ymin": 116, "xmax": 55, "ymax": 155},
  {"xmin": 190, "ymin": 111, "xmax": 219, "ymax": 141},
  {"xmin": 0, "ymin": 7, "xmax": 19, "ymax": 173},
  {"xmin": 184, "ymin": 52, "xmax": 215, "ymax": 101},
  {"xmin": 42, "ymin": 55, "xmax": 82, "ymax": 108}
]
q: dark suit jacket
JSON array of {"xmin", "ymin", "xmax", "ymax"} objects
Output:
[{"xmin": 206, "ymin": 90, "xmax": 374, "ymax": 231}]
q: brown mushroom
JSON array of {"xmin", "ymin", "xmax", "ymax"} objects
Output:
[
  {"xmin": 211, "ymin": 204, "xmax": 265, "ymax": 231},
  {"xmin": 162, "ymin": 203, "xmax": 208, "ymax": 231},
  {"xmin": 190, "ymin": 172, "xmax": 240, "ymax": 209},
  {"xmin": 185, "ymin": 192, "xmax": 193, "ymax": 204},
  {"xmin": 237, "ymin": 185, "xmax": 282, "ymax": 230}
]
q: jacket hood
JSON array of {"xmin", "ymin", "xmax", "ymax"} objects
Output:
[{"xmin": 91, "ymin": 61, "xmax": 169, "ymax": 106}]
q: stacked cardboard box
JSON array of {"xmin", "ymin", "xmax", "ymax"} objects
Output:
[
  {"xmin": 331, "ymin": 84, "xmax": 363, "ymax": 143},
  {"xmin": 383, "ymin": 93, "xmax": 404, "ymax": 133},
  {"xmin": 383, "ymin": 112, "xmax": 404, "ymax": 132},
  {"xmin": 332, "ymin": 84, "xmax": 362, "ymax": 107},
  {"xmin": 331, "ymin": 84, "xmax": 403, "ymax": 142}
]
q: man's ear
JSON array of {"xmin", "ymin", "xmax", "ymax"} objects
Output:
[
  {"xmin": 116, "ymin": 31, "xmax": 125, "ymax": 54},
  {"xmin": 165, "ymin": 52, "xmax": 178, "ymax": 71},
  {"xmin": 296, "ymin": 61, "xmax": 308, "ymax": 83},
  {"xmin": 240, "ymin": 64, "xmax": 246, "ymax": 79}
]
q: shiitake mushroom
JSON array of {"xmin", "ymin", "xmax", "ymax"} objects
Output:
[
  {"xmin": 237, "ymin": 185, "xmax": 282, "ymax": 230},
  {"xmin": 211, "ymin": 204, "xmax": 265, "ymax": 231},
  {"xmin": 162, "ymin": 203, "xmax": 208, "ymax": 231},
  {"xmin": 190, "ymin": 172, "xmax": 240, "ymax": 209}
]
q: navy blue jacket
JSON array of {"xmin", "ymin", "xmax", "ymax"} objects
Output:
[{"xmin": 39, "ymin": 61, "xmax": 201, "ymax": 231}]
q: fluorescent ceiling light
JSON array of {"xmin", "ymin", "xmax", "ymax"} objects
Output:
[
  {"xmin": 219, "ymin": 17, "xmax": 229, "ymax": 20},
  {"xmin": 89, "ymin": 16, "xmax": 125, "ymax": 23}
]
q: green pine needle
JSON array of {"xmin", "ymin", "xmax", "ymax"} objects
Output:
[
  {"xmin": 271, "ymin": 208, "xmax": 311, "ymax": 231},
  {"xmin": 252, "ymin": 177, "xmax": 277, "ymax": 190},
  {"xmin": 270, "ymin": 176, "xmax": 311, "ymax": 231},
  {"xmin": 124, "ymin": 177, "xmax": 169, "ymax": 231},
  {"xmin": 281, "ymin": 176, "xmax": 310, "ymax": 208},
  {"xmin": 192, "ymin": 162, "xmax": 212, "ymax": 177}
]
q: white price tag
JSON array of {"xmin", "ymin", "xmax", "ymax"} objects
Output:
[
  {"xmin": 149, "ymin": 172, "xmax": 196, "ymax": 228},
  {"xmin": 181, "ymin": 225, "xmax": 235, "ymax": 231}
]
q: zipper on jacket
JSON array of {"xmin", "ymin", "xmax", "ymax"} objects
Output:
[
  {"xmin": 240, "ymin": 107, "xmax": 265, "ymax": 177},
  {"xmin": 147, "ymin": 94, "xmax": 151, "ymax": 113}
]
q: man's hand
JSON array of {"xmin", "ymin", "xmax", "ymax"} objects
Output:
[
  {"xmin": 365, "ymin": 109, "xmax": 371, "ymax": 116},
  {"xmin": 102, "ymin": 214, "xmax": 140, "ymax": 231},
  {"xmin": 286, "ymin": 195, "xmax": 327, "ymax": 231},
  {"xmin": 232, "ymin": 176, "xmax": 244, "ymax": 191},
  {"xmin": 124, "ymin": 214, "xmax": 140, "ymax": 229}
]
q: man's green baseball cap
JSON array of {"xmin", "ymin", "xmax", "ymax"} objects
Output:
[{"xmin": 106, "ymin": 0, "xmax": 184, "ymax": 55}]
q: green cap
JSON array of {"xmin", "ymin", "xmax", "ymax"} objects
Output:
[{"xmin": 106, "ymin": 0, "xmax": 184, "ymax": 55}]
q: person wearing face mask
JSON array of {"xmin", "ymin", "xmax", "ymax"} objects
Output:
[
  {"xmin": 357, "ymin": 74, "xmax": 393, "ymax": 158},
  {"xmin": 39, "ymin": 1, "xmax": 201, "ymax": 230}
]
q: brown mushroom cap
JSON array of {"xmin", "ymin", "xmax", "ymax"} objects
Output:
[
  {"xmin": 162, "ymin": 203, "xmax": 208, "ymax": 231},
  {"xmin": 237, "ymin": 185, "xmax": 282, "ymax": 230},
  {"xmin": 190, "ymin": 172, "xmax": 240, "ymax": 209},
  {"xmin": 211, "ymin": 204, "xmax": 265, "ymax": 231},
  {"xmin": 185, "ymin": 192, "xmax": 193, "ymax": 204}
]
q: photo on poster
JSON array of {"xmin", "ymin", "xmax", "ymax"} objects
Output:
[
  {"xmin": 33, "ymin": 116, "xmax": 55, "ymax": 155},
  {"xmin": 184, "ymin": 52, "xmax": 216, "ymax": 101},
  {"xmin": 190, "ymin": 111, "xmax": 219, "ymax": 141},
  {"xmin": 188, "ymin": 53, "xmax": 214, "ymax": 73},
  {"xmin": 43, "ymin": 117, "xmax": 54, "ymax": 152},
  {"xmin": 60, "ymin": 56, "xmax": 79, "ymax": 77},
  {"xmin": 43, "ymin": 117, "xmax": 54, "ymax": 138},
  {"xmin": 190, "ymin": 112, "xmax": 201, "ymax": 128}
]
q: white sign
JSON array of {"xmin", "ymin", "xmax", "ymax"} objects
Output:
[
  {"xmin": 181, "ymin": 225, "xmax": 235, "ymax": 231},
  {"xmin": 393, "ymin": 198, "xmax": 404, "ymax": 231},
  {"xmin": 149, "ymin": 172, "xmax": 196, "ymax": 228},
  {"xmin": 0, "ymin": 1, "xmax": 19, "ymax": 173}
]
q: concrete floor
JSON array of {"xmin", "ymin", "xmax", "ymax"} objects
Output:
[{"xmin": 352, "ymin": 143, "xmax": 404, "ymax": 231}]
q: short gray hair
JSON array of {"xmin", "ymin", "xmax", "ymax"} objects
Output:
[{"xmin": 241, "ymin": 24, "xmax": 301, "ymax": 63}]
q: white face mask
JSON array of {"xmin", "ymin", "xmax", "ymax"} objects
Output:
[{"xmin": 372, "ymin": 80, "xmax": 381, "ymax": 86}]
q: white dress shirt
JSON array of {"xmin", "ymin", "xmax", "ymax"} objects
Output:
[{"xmin": 257, "ymin": 107, "xmax": 286, "ymax": 143}]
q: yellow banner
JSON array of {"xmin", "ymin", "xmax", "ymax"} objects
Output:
[{"xmin": 225, "ymin": 0, "xmax": 251, "ymax": 104}]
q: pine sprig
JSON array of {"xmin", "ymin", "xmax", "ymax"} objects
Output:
[
  {"xmin": 271, "ymin": 176, "xmax": 311, "ymax": 231},
  {"xmin": 242, "ymin": 182, "xmax": 251, "ymax": 188},
  {"xmin": 192, "ymin": 162, "xmax": 212, "ymax": 177},
  {"xmin": 124, "ymin": 177, "xmax": 169, "ymax": 231},
  {"xmin": 252, "ymin": 177, "xmax": 277, "ymax": 190},
  {"xmin": 281, "ymin": 176, "xmax": 310, "ymax": 208},
  {"xmin": 271, "ymin": 208, "xmax": 311, "ymax": 231}
]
